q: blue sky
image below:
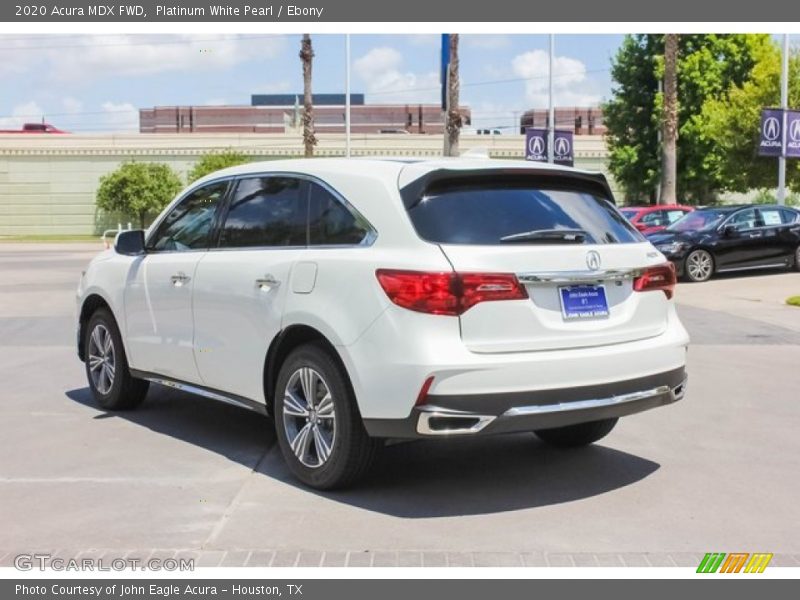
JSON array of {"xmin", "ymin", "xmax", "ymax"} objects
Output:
[{"xmin": 0, "ymin": 34, "xmax": 624, "ymax": 132}]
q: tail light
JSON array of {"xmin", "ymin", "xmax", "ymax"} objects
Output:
[
  {"xmin": 375, "ymin": 269, "xmax": 528, "ymax": 316},
  {"xmin": 633, "ymin": 263, "xmax": 677, "ymax": 299}
]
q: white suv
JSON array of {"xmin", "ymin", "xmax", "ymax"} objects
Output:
[{"xmin": 77, "ymin": 158, "xmax": 689, "ymax": 489}]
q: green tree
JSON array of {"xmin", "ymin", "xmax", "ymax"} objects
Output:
[
  {"xmin": 187, "ymin": 149, "xmax": 251, "ymax": 183},
  {"xmin": 96, "ymin": 162, "xmax": 182, "ymax": 229},
  {"xmin": 701, "ymin": 47, "xmax": 800, "ymax": 193},
  {"xmin": 605, "ymin": 34, "xmax": 774, "ymax": 203}
]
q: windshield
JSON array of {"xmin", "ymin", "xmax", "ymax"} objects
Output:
[
  {"xmin": 406, "ymin": 183, "xmax": 642, "ymax": 245},
  {"xmin": 620, "ymin": 209, "xmax": 639, "ymax": 219},
  {"xmin": 666, "ymin": 210, "xmax": 727, "ymax": 233}
]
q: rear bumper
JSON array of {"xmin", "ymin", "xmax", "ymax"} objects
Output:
[{"xmin": 363, "ymin": 367, "xmax": 686, "ymax": 438}]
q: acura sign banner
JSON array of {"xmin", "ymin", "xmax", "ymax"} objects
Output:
[
  {"xmin": 787, "ymin": 110, "xmax": 800, "ymax": 159},
  {"xmin": 759, "ymin": 108, "xmax": 784, "ymax": 157},
  {"xmin": 759, "ymin": 107, "xmax": 800, "ymax": 158},
  {"xmin": 525, "ymin": 128, "xmax": 574, "ymax": 166}
]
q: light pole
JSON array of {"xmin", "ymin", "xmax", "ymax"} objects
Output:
[
  {"xmin": 548, "ymin": 34, "xmax": 555, "ymax": 163},
  {"xmin": 778, "ymin": 33, "xmax": 789, "ymax": 205},
  {"xmin": 345, "ymin": 34, "xmax": 352, "ymax": 158}
]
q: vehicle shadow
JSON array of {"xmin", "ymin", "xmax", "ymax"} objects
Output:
[{"xmin": 66, "ymin": 385, "xmax": 660, "ymax": 518}]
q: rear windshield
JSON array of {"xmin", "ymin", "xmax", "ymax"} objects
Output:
[{"xmin": 406, "ymin": 183, "xmax": 642, "ymax": 245}]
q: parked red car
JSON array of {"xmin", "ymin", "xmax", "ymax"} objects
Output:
[
  {"xmin": 620, "ymin": 205, "xmax": 695, "ymax": 235},
  {"xmin": 0, "ymin": 123, "xmax": 67, "ymax": 134}
]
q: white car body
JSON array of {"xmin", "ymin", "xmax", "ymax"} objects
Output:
[{"xmin": 77, "ymin": 157, "xmax": 689, "ymax": 487}]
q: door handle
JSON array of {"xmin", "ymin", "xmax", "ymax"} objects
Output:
[
  {"xmin": 170, "ymin": 272, "xmax": 191, "ymax": 286},
  {"xmin": 255, "ymin": 275, "xmax": 280, "ymax": 290}
]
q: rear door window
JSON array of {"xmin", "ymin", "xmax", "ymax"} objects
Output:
[
  {"xmin": 219, "ymin": 177, "xmax": 307, "ymax": 248},
  {"xmin": 406, "ymin": 181, "xmax": 641, "ymax": 245}
]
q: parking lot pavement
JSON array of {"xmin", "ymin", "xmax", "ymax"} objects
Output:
[{"xmin": 1, "ymin": 243, "xmax": 799, "ymax": 567}]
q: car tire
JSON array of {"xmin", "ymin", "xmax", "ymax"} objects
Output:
[
  {"xmin": 794, "ymin": 245, "xmax": 800, "ymax": 272},
  {"xmin": 534, "ymin": 418, "xmax": 618, "ymax": 448},
  {"xmin": 683, "ymin": 249, "xmax": 714, "ymax": 282},
  {"xmin": 84, "ymin": 308, "xmax": 149, "ymax": 410},
  {"xmin": 274, "ymin": 342, "xmax": 380, "ymax": 490}
]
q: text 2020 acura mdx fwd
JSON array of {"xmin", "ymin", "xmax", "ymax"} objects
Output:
[{"xmin": 77, "ymin": 158, "xmax": 689, "ymax": 489}]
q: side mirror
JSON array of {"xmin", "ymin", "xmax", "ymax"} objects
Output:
[
  {"xmin": 634, "ymin": 222, "xmax": 648, "ymax": 232},
  {"xmin": 114, "ymin": 230, "xmax": 146, "ymax": 255},
  {"xmin": 721, "ymin": 224, "xmax": 738, "ymax": 237}
]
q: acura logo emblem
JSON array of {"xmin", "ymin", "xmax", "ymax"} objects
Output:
[
  {"xmin": 763, "ymin": 117, "xmax": 781, "ymax": 141},
  {"xmin": 528, "ymin": 136, "xmax": 545, "ymax": 156},
  {"xmin": 790, "ymin": 118, "xmax": 800, "ymax": 143},
  {"xmin": 586, "ymin": 250, "xmax": 601, "ymax": 271},
  {"xmin": 554, "ymin": 137, "xmax": 571, "ymax": 156}
]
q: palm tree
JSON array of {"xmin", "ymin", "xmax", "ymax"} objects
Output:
[
  {"xmin": 659, "ymin": 34, "xmax": 679, "ymax": 205},
  {"xmin": 444, "ymin": 34, "xmax": 462, "ymax": 157},
  {"xmin": 299, "ymin": 34, "xmax": 317, "ymax": 158}
]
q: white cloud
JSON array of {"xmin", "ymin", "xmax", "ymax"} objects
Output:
[
  {"xmin": 254, "ymin": 80, "xmax": 292, "ymax": 94},
  {"xmin": 354, "ymin": 47, "xmax": 439, "ymax": 103},
  {"xmin": 511, "ymin": 50, "xmax": 600, "ymax": 107},
  {"xmin": 0, "ymin": 34, "xmax": 287, "ymax": 83},
  {"xmin": 0, "ymin": 101, "xmax": 45, "ymax": 129},
  {"xmin": 100, "ymin": 101, "xmax": 139, "ymax": 132}
]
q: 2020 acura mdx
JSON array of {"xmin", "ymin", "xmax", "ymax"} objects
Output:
[{"xmin": 77, "ymin": 158, "xmax": 689, "ymax": 489}]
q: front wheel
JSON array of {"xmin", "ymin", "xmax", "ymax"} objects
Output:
[
  {"xmin": 534, "ymin": 418, "xmax": 618, "ymax": 448},
  {"xmin": 84, "ymin": 308, "xmax": 149, "ymax": 410},
  {"xmin": 793, "ymin": 245, "xmax": 800, "ymax": 272},
  {"xmin": 683, "ymin": 249, "xmax": 714, "ymax": 282},
  {"xmin": 274, "ymin": 342, "xmax": 379, "ymax": 490}
]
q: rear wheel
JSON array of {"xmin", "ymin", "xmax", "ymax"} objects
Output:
[
  {"xmin": 794, "ymin": 245, "xmax": 800, "ymax": 272},
  {"xmin": 534, "ymin": 418, "xmax": 618, "ymax": 448},
  {"xmin": 274, "ymin": 342, "xmax": 379, "ymax": 490},
  {"xmin": 84, "ymin": 308, "xmax": 149, "ymax": 410},
  {"xmin": 683, "ymin": 249, "xmax": 714, "ymax": 282}
]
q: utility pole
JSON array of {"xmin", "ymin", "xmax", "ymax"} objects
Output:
[
  {"xmin": 548, "ymin": 34, "xmax": 555, "ymax": 163},
  {"xmin": 345, "ymin": 34, "xmax": 351, "ymax": 158},
  {"xmin": 778, "ymin": 33, "xmax": 789, "ymax": 205}
]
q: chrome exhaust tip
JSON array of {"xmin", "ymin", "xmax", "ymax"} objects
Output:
[{"xmin": 416, "ymin": 406, "xmax": 495, "ymax": 435}]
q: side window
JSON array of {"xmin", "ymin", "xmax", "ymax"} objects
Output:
[
  {"xmin": 666, "ymin": 210, "xmax": 688, "ymax": 224},
  {"xmin": 640, "ymin": 210, "xmax": 666, "ymax": 226},
  {"xmin": 759, "ymin": 208, "xmax": 783, "ymax": 227},
  {"xmin": 148, "ymin": 181, "xmax": 228, "ymax": 251},
  {"xmin": 780, "ymin": 209, "xmax": 800, "ymax": 224},
  {"xmin": 219, "ymin": 177, "xmax": 306, "ymax": 248},
  {"xmin": 728, "ymin": 208, "xmax": 758, "ymax": 231},
  {"xmin": 308, "ymin": 182, "xmax": 371, "ymax": 245}
]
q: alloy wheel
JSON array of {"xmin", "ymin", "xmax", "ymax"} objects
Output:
[
  {"xmin": 282, "ymin": 367, "xmax": 336, "ymax": 468},
  {"xmin": 87, "ymin": 324, "xmax": 115, "ymax": 394},
  {"xmin": 686, "ymin": 250, "xmax": 713, "ymax": 282}
]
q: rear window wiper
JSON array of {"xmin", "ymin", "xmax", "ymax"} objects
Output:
[{"xmin": 499, "ymin": 228, "xmax": 588, "ymax": 243}]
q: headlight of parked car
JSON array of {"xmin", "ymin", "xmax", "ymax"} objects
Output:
[{"xmin": 656, "ymin": 242, "xmax": 688, "ymax": 255}]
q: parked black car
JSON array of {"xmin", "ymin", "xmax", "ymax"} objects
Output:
[{"xmin": 647, "ymin": 205, "xmax": 800, "ymax": 282}]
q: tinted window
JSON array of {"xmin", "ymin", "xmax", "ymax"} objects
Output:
[
  {"xmin": 407, "ymin": 183, "xmax": 640, "ymax": 245},
  {"xmin": 667, "ymin": 209, "xmax": 727, "ymax": 232},
  {"xmin": 728, "ymin": 208, "xmax": 758, "ymax": 231},
  {"xmin": 149, "ymin": 181, "xmax": 228, "ymax": 251},
  {"xmin": 220, "ymin": 177, "xmax": 306, "ymax": 248},
  {"xmin": 780, "ymin": 209, "xmax": 799, "ymax": 224},
  {"xmin": 308, "ymin": 183, "xmax": 370, "ymax": 245}
]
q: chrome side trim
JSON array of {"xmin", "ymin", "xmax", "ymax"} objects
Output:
[
  {"xmin": 141, "ymin": 376, "xmax": 268, "ymax": 416},
  {"xmin": 416, "ymin": 406, "xmax": 495, "ymax": 436},
  {"xmin": 516, "ymin": 268, "xmax": 642, "ymax": 285},
  {"xmin": 716, "ymin": 262, "xmax": 789, "ymax": 274},
  {"xmin": 502, "ymin": 384, "xmax": 674, "ymax": 417}
]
